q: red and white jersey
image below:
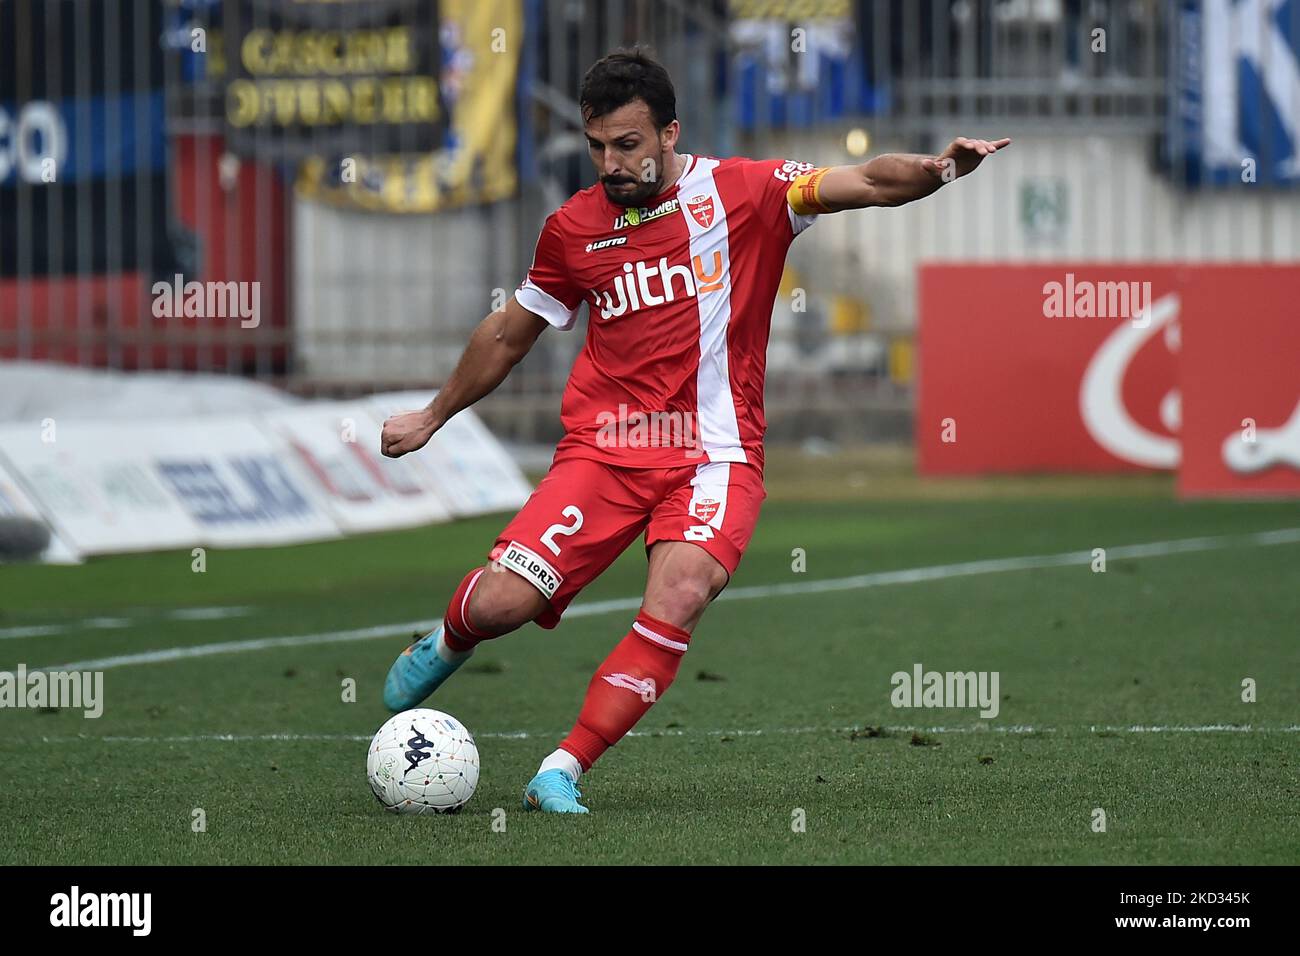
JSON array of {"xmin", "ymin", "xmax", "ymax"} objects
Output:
[{"xmin": 515, "ymin": 154, "xmax": 820, "ymax": 470}]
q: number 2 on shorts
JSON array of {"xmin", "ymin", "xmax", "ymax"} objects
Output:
[{"xmin": 540, "ymin": 505, "xmax": 584, "ymax": 556}]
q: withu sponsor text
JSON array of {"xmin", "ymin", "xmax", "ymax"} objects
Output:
[{"xmin": 589, "ymin": 254, "xmax": 727, "ymax": 321}]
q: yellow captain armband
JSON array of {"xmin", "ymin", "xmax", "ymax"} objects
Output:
[{"xmin": 786, "ymin": 167, "xmax": 832, "ymax": 215}]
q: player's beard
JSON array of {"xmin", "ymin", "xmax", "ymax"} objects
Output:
[{"xmin": 601, "ymin": 154, "xmax": 667, "ymax": 208}]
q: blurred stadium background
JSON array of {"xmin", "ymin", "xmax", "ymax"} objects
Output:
[{"xmin": 0, "ymin": 0, "xmax": 1297, "ymax": 559}]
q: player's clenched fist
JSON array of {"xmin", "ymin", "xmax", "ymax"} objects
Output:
[{"xmin": 381, "ymin": 409, "xmax": 438, "ymax": 458}]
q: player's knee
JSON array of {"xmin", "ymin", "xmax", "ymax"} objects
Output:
[
  {"xmin": 467, "ymin": 565, "xmax": 548, "ymax": 634},
  {"xmin": 646, "ymin": 569, "xmax": 723, "ymax": 630}
]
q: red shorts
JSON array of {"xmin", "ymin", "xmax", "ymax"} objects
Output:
[{"xmin": 489, "ymin": 456, "xmax": 766, "ymax": 628}]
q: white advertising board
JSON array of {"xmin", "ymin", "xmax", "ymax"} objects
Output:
[
  {"xmin": 259, "ymin": 401, "xmax": 452, "ymax": 532},
  {"xmin": 366, "ymin": 392, "xmax": 534, "ymax": 517}
]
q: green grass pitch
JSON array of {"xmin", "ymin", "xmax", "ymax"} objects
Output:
[{"xmin": 1, "ymin": 457, "xmax": 1298, "ymax": 865}]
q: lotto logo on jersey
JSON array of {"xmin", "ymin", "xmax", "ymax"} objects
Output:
[
  {"xmin": 590, "ymin": 254, "xmax": 729, "ymax": 321},
  {"xmin": 601, "ymin": 672, "xmax": 657, "ymax": 702},
  {"xmin": 585, "ymin": 236, "xmax": 628, "ymax": 253},
  {"xmin": 772, "ymin": 159, "xmax": 816, "ymax": 183}
]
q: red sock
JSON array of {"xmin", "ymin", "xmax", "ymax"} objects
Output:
[
  {"xmin": 559, "ymin": 611, "xmax": 691, "ymax": 771},
  {"xmin": 441, "ymin": 568, "xmax": 494, "ymax": 652}
]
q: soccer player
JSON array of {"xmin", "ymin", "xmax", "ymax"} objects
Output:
[{"xmin": 379, "ymin": 48, "xmax": 1009, "ymax": 813}]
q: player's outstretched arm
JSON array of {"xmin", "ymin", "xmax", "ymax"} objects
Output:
[
  {"xmin": 380, "ymin": 297, "xmax": 549, "ymax": 458},
  {"xmin": 807, "ymin": 136, "xmax": 1012, "ymax": 212}
]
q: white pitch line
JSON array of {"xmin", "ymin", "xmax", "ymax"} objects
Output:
[
  {"xmin": 0, "ymin": 625, "xmax": 67, "ymax": 641},
  {"xmin": 42, "ymin": 619, "xmax": 440, "ymax": 671},
  {"xmin": 22, "ymin": 724, "xmax": 1300, "ymax": 746},
  {"xmin": 1093, "ymin": 724, "xmax": 1300, "ymax": 733},
  {"xmin": 37, "ymin": 526, "xmax": 1300, "ymax": 673},
  {"xmin": 166, "ymin": 606, "xmax": 254, "ymax": 621},
  {"xmin": 0, "ymin": 605, "xmax": 255, "ymax": 640}
]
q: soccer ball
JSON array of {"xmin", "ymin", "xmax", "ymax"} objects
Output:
[{"xmin": 366, "ymin": 708, "xmax": 480, "ymax": 814}]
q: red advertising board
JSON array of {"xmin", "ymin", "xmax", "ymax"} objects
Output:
[
  {"xmin": 918, "ymin": 264, "xmax": 1300, "ymax": 497},
  {"xmin": 1178, "ymin": 267, "xmax": 1300, "ymax": 497},
  {"xmin": 918, "ymin": 264, "xmax": 1187, "ymax": 474}
]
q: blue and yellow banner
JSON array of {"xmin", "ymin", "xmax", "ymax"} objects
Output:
[
  {"xmin": 294, "ymin": 0, "xmax": 521, "ymax": 213},
  {"xmin": 223, "ymin": 0, "xmax": 446, "ymax": 159}
]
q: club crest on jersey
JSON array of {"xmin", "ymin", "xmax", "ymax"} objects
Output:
[
  {"xmin": 612, "ymin": 197, "xmax": 680, "ymax": 231},
  {"xmin": 686, "ymin": 194, "xmax": 715, "ymax": 229},
  {"xmin": 691, "ymin": 498, "xmax": 720, "ymax": 523}
]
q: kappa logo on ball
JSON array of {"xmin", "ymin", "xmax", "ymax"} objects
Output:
[
  {"xmin": 687, "ymin": 194, "xmax": 715, "ymax": 228},
  {"xmin": 403, "ymin": 727, "xmax": 437, "ymax": 773},
  {"xmin": 691, "ymin": 497, "xmax": 720, "ymax": 522},
  {"xmin": 498, "ymin": 540, "xmax": 563, "ymax": 598}
]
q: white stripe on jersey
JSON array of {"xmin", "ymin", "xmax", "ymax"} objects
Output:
[
  {"xmin": 788, "ymin": 204, "xmax": 819, "ymax": 237},
  {"xmin": 689, "ymin": 461, "xmax": 731, "ymax": 529},
  {"xmin": 677, "ymin": 157, "xmax": 747, "ymax": 464},
  {"xmin": 515, "ymin": 282, "xmax": 578, "ymax": 331}
]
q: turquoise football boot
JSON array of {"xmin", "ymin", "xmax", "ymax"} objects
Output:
[
  {"xmin": 382, "ymin": 625, "xmax": 467, "ymax": 711},
  {"xmin": 522, "ymin": 769, "xmax": 589, "ymax": 814}
]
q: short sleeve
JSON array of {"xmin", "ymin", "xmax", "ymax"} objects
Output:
[
  {"xmin": 741, "ymin": 158, "xmax": 822, "ymax": 239},
  {"xmin": 515, "ymin": 213, "xmax": 583, "ymax": 331}
]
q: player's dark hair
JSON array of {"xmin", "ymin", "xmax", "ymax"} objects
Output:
[{"xmin": 580, "ymin": 47, "xmax": 677, "ymax": 130}]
